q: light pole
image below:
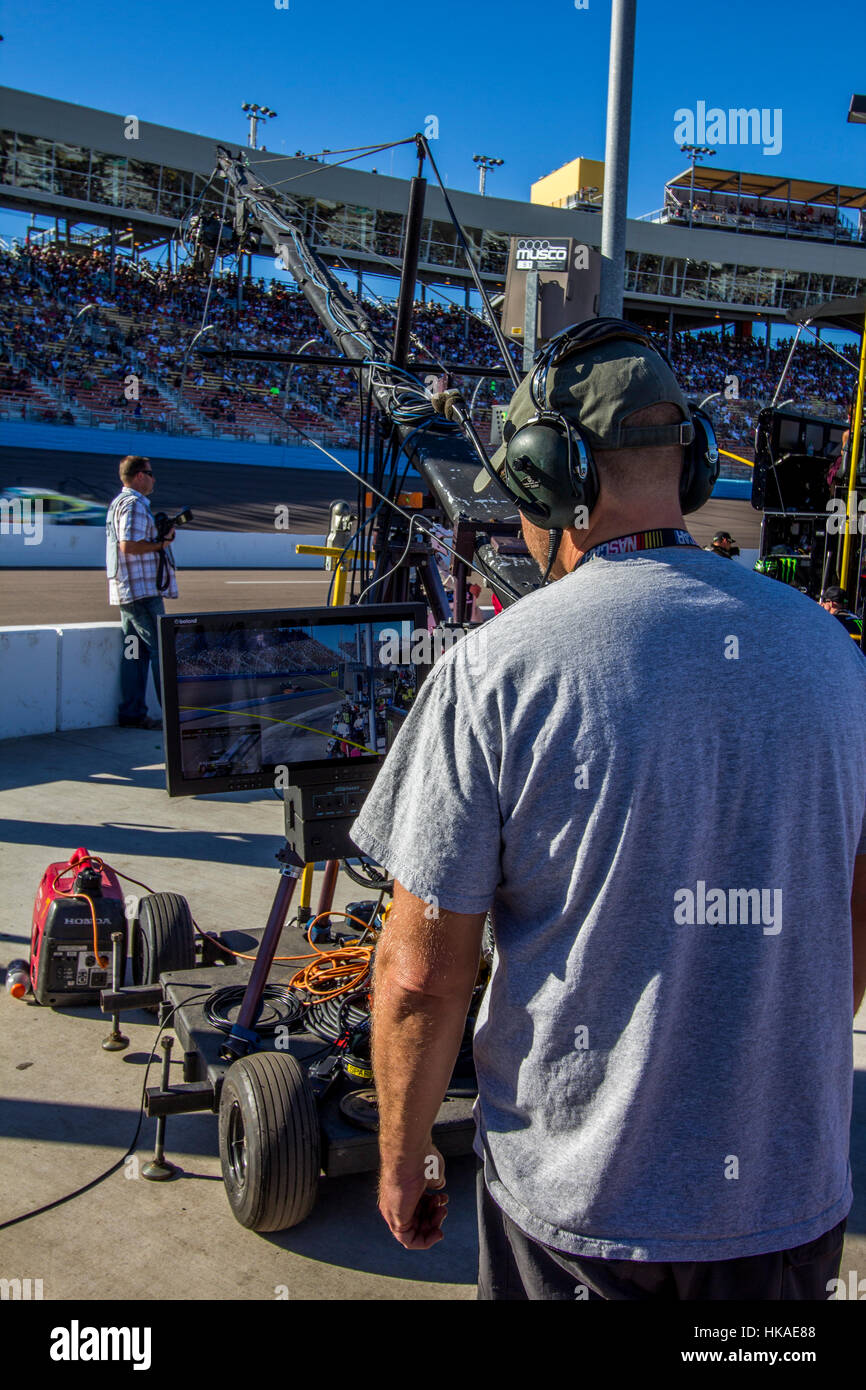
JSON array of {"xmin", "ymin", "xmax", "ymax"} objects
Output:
[
  {"xmin": 599, "ymin": 0, "xmax": 636, "ymax": 317},
  {"xmin": 473, "ymin": 154, "xmax": 504, "ymax": 196},
  {"xmin": 681, "ymin": 145, "xmax": 716, "ymax": 228},
  {"xmin": 241, "ymin": 103, "xmax": 278, "ymax": 149}
]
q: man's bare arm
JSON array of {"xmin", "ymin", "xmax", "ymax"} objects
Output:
[
  {"xmin": 371, "ymin": 882, "xmax": 486, "ymax": 1247},
  {"xmin": 372, "ymin": 883, "xmax": 486, "ymax": 1166},
  {"xmin": 853, "ymin": 855, "xmax": 866, "ymax": 1016}
]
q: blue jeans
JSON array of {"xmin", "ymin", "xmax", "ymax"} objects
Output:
[{"xmin": 118, "ymin": 596, "xmax": 165, "ymax": 723}]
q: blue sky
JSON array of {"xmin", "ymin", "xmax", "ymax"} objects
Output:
[
  {"xmin": 2, "ymin": 0, "xmax": 865, "ymax": 340},
  {"xmin": 4, "ymin": 0, "xmax": 865, "ymax": 208}
]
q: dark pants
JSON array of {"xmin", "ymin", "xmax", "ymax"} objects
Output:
[
  {"xmin": 476, "ymin": 1165, "xmax": 846, "ymax": 1301},
  {"xmin": 118, "ymin": 596, "xmax": 164, "ymax": 723}
]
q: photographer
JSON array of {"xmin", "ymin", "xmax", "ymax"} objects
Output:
[
  {"xmin": 351, "ymin": 324, "xmax": 866, "ymax": 1300},
  {"xmin": 106, "ymin": 455, "xmax": 178, "ymax": 729}
]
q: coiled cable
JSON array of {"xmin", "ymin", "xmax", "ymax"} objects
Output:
[{"xmin": 203, "ymin": 983, "xmax": 304, "ymax": 1034}]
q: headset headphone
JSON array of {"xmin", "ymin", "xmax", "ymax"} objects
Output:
[{"xmin": 499, "ymin": 317, "xmax": 720, "ymax": 530}]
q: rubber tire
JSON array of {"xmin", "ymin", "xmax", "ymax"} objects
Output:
[
  {"xmin": 218, "ymin": 1051, "xmax": 320, "ymax": 1232},
  {"xmin": 132, "ymin": 892, "xmax": 196, "ymax": 988}
]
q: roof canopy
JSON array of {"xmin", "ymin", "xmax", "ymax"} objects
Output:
[{"xmin": 666, "ymin": 165, "xmax": 866, "ymax": 210}]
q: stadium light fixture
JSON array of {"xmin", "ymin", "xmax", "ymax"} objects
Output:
[
  {"xmin": 242, "ymin": 102, "xmax": 278, "ymax": 149},
  {"xmin": 680, "ymin": 144, "xmax": 716, "ymax": 229},
  {"xmin": 473, "ymin": 154, "xmax": 505, "ymax": 196}
]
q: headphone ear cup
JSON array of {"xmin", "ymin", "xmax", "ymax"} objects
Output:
[
  {"xmin": 505, "ymin": 418, "xmax": 599, "ymax": 528},
  {"xmin": 680, "ymin": 408, "xmax": 720, "ymax": 514}
]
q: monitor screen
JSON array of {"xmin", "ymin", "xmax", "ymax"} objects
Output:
[
  {"xmin": 777, "ymin": 418, "xmax": 801, "ymax": 451},
  {"xmin": 803, "ymin": 422, "xmax": 825, "ymax": 455},
  {"xmin": 158, "ymin": 602, "xmax": 429, "ymax": 796}
]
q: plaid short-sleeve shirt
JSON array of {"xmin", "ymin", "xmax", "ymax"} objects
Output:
[{"xmin": 107, "ymin": 488, "xmax": 178, "ymax": 604}]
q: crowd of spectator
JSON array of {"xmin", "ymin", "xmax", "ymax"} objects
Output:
[
  {"xmin": 664, "ymin": 192, "xmax": 857, "ymax": 241},
  {"xmin": 665, "ymin": 329, "xmax": 858, "ymax": 455},
  {"xmin": 0, "ymin": 243, "xmax": 859, "ymax": 471}
]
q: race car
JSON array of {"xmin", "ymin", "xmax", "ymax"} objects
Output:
[{"xmin": 0, "ymin": 487, "xmax": 108, "ymax": 525}]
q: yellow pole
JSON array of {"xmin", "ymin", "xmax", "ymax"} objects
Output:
[
  {"xmin": 298, "ymin": 863, "xmax": 314, "ymax": 927},
  {"xmin": 331, "ymin": 561, "xmax": 347, "ymax": 607},
  {"xmin": 295, "ymin": 542, "xmax": 372, "ymax": 608},
  {"xmin": 840, "ymin": 304, "xmax": 866, "ymax": 595}
]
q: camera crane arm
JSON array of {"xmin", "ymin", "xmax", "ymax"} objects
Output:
[
  {"xmin": 213, "ymin": 147, "xmax": 537, "ymax": 609},
  {"xmin": 215, "ymin": 146, "xmax": 435, "ymax": 440}
]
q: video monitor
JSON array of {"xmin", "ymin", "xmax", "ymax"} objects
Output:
[
  {"xmin": 753, "ymin": 408, "xmax": 847, "ymax": 513},
  {"xmin": 158, "ymin": 603, "xmax": 429, "ymax": 796},
  {"xmin": 803, "ymin": 421, "xmax": 825, "ymax": 456},
  {"xmin": 777, "ymin": 417, "xmax": 801, "ymax": 451}
]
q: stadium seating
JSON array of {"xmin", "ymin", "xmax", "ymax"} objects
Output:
[{"xmin": 0, "ymin": 243, "xmax": 858, "ymax": 471}]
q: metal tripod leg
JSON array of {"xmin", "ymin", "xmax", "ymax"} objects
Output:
[
  {"xmin": 219, "ymin": 846, "xmax": 304, "ymax": 1061},
  {"xmin": 312, "ymin": 859, "xmax": 340, "ymax": 941}
]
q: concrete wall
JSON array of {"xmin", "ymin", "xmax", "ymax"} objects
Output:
[
  {"xmin": 0, "ymin": 546, "xmax": 761, "ymax": 739},
  {"xmin": 0, "ymin": 626, "xmax": 61, "ymax": 737},
  {"xmin": 0, "ymin": 529, "xmax": 327, "ymax": 568},
  {"xmin": 0, "ymin": 480, "xmax": 750, "ymax": 569},
  {"xmin": 0, "ymin": 621, "xmax": 160, "ymax": 737}
]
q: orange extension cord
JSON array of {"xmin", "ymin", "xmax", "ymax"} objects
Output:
[{"xmin": 289, "ymin": 911, "xmax": 380, "ymax": 1001}]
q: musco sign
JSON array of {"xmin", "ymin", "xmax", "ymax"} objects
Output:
[
  {"xmin": 502, "ymin": 237, "xmax": 601, "ymax": 347},
  {"xmin": 514, "ymin": 237, "xmax": 569, "ymax": 272}
]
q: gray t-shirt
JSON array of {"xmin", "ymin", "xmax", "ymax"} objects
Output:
[{"xmin": 351, "ymin": 546, "xmax": 866, "ymax": 1261}]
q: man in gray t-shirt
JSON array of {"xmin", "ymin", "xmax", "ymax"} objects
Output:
[{"xmin": 351, "ymin": 322, "xmax": 866, "ymax": 1300}]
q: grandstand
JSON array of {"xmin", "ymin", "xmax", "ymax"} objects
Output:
[
  {"xmin": 1, "ymin": 85, "xmax": 865, "ymax": 476},
  {"xmin": 652, "ymin": 164, "xmax": 865, "ymax": 244},
  {"xmin": 0, "ymin": 241, "xmax": 858, "ymax": 477}
]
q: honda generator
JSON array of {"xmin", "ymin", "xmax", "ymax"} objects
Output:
[{"xmin": 30, "ymin": 849, "xmax": 127, "ymax": 1006}]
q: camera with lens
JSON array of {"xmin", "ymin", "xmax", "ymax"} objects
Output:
[{"xmin": 154, "ymin": 507, "xmax": 193, "ymax": 541}]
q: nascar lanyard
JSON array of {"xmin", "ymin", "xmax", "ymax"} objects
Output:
[{"xmin": 571, "ymin": 528, "xmax": 699, "ymax": 571}]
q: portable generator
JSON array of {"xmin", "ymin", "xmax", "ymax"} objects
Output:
[{"xmin": 30, "ymin": 849, "xmax": 127, "ymax": 1006}]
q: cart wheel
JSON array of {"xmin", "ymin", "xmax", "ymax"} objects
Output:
[
  {"xmin": 218, "ymin": 1052, "xmax": 320, "ymax": 1232},
  {"xmin": 132, "ymin": 893, "xmax": 196, "ymax": 994}
]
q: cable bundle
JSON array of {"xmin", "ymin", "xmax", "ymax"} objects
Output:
[
  {"xmin": 204, "ymin": 983, "xmax": 303, "ymax": 1034},
  {"xmin": 287, "ymin": 910, "xmax": 380, "ymax": 1005},
  {"xmin": 305, "ymin": 993, "xmax": 368, "ymax": 1044}
]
